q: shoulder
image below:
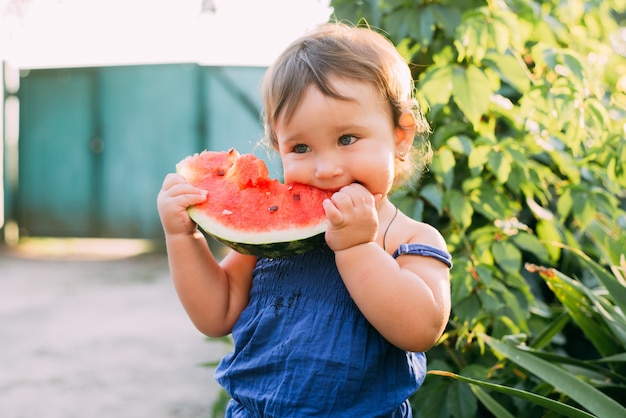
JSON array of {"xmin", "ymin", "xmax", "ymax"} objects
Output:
[
  {"xmin": 391, "ymin": 211, "xmax": 447, "ymax": 252},
  {"xmin": 390, "ymin": 212, "xmax": 452, "ymax": 272}
]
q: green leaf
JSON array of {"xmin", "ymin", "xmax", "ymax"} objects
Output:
[
  {"xmin": 411, "ymin": 376, "xmax": 450, "ymax": 418},
  {"xmin": 455, "ymin": 13, "xmax": 490, "ymax": 62},
  {"xmin": 451, "ymin": 259, "xmax": 473, "ymax": 302},
  {"xmin": 529, "ymin": 311, "xmax": 570, "ymax": 349},
  {"xmin": 541, "ymin": 245, "xmax": 626, "ymax": 347},
  {"xmin": 477, "ymin": 287, "xmax": 503, "ymax": 314},
  {"xmin": 430, "ymin": 4, "xmax": 461, "ymax": 38},
  {"xmin": 330, "ymin": 1, "xmax": 359, "ymax": 24},
  {"xmin": 536, "ymin": 220, "xmax": 562, "ymax": 262},
  {"xmin": 560, "ymin": 50, "xmax": 586, "ymax": 84},
  {"xmin": 447, "ymin": 190, "xmax": 473, "ymax": 229},
  {"xmin": 531, "ymin": 264, "xmax": 623, "ymax": 357},
  {"xmin": 556, "ymin": 187, "xmax": 574, "ymax": 220},
  {"xmin": 484, "ymin": 336, "xmax": 626, "ymax": 418},
  {"xmin": 428, "ymin": 369, "xmax": 595, "ymax": 418},
  {"xmin": 468, "ymin": 144, "xmax": 491, "ymax": 173},
  {"xmin": 491, "ymin": 240, "xmax": 522, "ymax": 274},
  {"xmin": 549, "ymin": 148, "xmax": 581, "ymax": 182},
  {"xmin": 511, "ymin": 232, "xmax": 550, "ymax": 263},
  {"xmin": 384, "ymin": 8, "xmax": 410, "ymax": 41},
  {"xmin": 470, "ymin": 386, "xmax": 516, "ymax": 418},
  {"xmin": 571, "ymin": 192, "xmax": 596, "ymax": 231},
  {"xmin": 405, "ymin": 8, "xmax": 422, "ymax": 44},
  {"xmin": 454, "ymin": 294, "xmax": 482, "ymax": 324},
  {"xmin": 585, "ymin": 98, "xmax": 611, "ymax": 133},
  {"xmin": 447, "ymin": 381, "xmax": 477, "ymax": 418},
  {"xmin": 420, "ymin": 183, "xmax": 443, "ymax": 215},
  {"xmin": 431, "ymin": 147, "xmax": 455, "ymax": 190},
  {"xmin": 429, "ymin": 121, "xmax": 469, "ymax": 149},
  {"xmin": 470, "ymin": 186, "xmax": 511, "ymax": 221},
  {"xmin": 487, "ymin": 148, "xmax": 513, "ymax": 184},
  {"xmin": 482, "ymin": 51, "xmax": 531, "ymax": 93},
  {"xmin": 411, "ymin": 198, "xmax": 424, "ymax": 222},
  {"xmin": 566, "ymin": 246, "xmax": 626, "ymax": 318},
  {"xmin": 592, "ymin": 296, "xmax": 626, "ymax": 348},
  {"xmin": 487, "ymin": 18, "xmax": 509, "ymax": 54},
  {"xmin": 498, "ymin": 286, "xmax": 529, "ymax": 331},
  {"xmin": 517, "ymin": 346, "xmax": 626, "ymax": 382},
  {"xmin": 596, "ymin": 353, "xmax": 626, "ymax": 364},
  {"xmin": 419, "ymin": 65, "xmax": 453, "ymax": 106},
  {"xmin": 418, "ymin": 6, "xmax": 435, "ymax": 47},
  {"xmin": 452, "ymin": 64, "xmax": 492, "ymax": 128},
  {"xmin": 396, "ymin": 37, "xmax": 423, "ymax": 63},
  {"xmin": 445, "ymin": 135, "xmax": 473, "ymax": 155}
]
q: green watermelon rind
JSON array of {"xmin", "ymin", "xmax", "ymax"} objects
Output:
[
  {"xmin": 188, "ymin": 206, "xmax": 329, "ymax": 258},
  {"xmin": 212, "ymin": 232, "xmax": 327, "ymax": 258}
]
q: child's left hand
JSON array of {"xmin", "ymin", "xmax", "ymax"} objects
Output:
[{"xmin": 323, "ymin": 183, "xmax": 381, "ymax": 251}]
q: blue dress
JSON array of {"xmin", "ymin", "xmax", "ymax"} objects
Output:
[{"xmin": 215, "ymin": 243, "xmax": 452, "ymax": 417}]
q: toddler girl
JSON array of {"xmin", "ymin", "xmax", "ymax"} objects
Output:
[{"xmin": 157, "ymin": 22, "xmax": 452, "ymax": 417}]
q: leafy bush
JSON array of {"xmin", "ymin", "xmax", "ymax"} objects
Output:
[
  {"xmin": 422, "ymin": 249, "xmax": 626, "ymax": 417},
  {"xmin": 330, "ymin": 0, "xmax": 626, "ymax": 416}
]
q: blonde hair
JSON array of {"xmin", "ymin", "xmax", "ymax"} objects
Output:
[{"xmin": 261, "ymin": 22, "xmax": 432, "ymax": 187}]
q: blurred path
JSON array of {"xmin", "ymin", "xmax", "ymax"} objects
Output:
[{"xmin": 0, "ymin": 240, "xmax": 225, "ymax": 418}]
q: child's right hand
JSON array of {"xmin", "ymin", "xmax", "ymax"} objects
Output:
[{"xmin": 157, "ymin": 173, "xmax": 208, "ymax": 236}]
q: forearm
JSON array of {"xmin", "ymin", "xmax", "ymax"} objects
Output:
[
  {"xmin": 165, "ymin": 230, "xmax": 238, "ymax": 337},
  {"xmin": 335, "ymin": 242, "xmax": 449, "ymax": 352}
]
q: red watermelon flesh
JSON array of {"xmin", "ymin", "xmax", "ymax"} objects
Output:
[{"xmin": 176, "ymin": 149, "xmax": 333, "ymax": 257}]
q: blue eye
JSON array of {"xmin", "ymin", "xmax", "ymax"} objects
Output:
[
  {"xmin": 338, "ymin": 135, "xmax": 357, "ymax": 146},
  {"xmin": 293, "ymin": 144, "xmax": 309, "ymax": 154}
]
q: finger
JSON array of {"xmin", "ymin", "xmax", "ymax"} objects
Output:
[
  {"xmin": 170, "ymin": 183, "xmax": 208, "ymax": 198},
  {"xmin": 177, "ymin": 192, "xmax": 208, "ymax": 207},
  {"xmin": 339, "ymin": 183, "xmax": 375, "ymax": 207},
  {"xmin": 330, "ymin": 191, "xmax": 353, "ymax": 210},
  {"xmin": 157, "ymin": 185, "xmax": 207, "ymax": 210},
  {"xmin": 323, "ymin": 199, "xmax": 344, "ymax": 225},
  {"xmin": 161, "ymin": 173, "xmax": 187, "ymax": 189}
]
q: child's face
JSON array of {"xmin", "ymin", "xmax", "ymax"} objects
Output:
[{"xmin": 275, "ymin": 77, "xmax": 404, "ymax": 198}]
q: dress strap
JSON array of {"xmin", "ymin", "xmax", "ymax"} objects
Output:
[{"xmin": 392, "ymin": 243, "xmax": 452, "ymax": 268}]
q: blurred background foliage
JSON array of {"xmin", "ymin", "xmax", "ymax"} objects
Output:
[{"xmin": 329, "ymin": 0, "xmax": 626, "ymax": 416}]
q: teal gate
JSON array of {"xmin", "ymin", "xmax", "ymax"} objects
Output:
[{"xmin": 15, "ymin": 64, "xmax": 269, "ymax": 239}]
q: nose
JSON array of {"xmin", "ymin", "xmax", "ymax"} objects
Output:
[{"xmin": 314, "ymin": 154, "xmax": 344, "ymax": 180}]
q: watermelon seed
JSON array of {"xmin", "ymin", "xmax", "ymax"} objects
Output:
[
  {"xmin": 217, "ymin": 169, "xmax": 225, "ymax": 176},
  {"xmin": 293, "ymin": 194, "xmax": 300, "ymax": 201},
  {"xmin": 269, "ymin": 205, "xmax": 278, "ymax": 212}
]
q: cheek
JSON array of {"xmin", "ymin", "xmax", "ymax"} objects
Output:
[{"xmin": 280, "ymin": 159, "xmax": 304, "ymax": 184}]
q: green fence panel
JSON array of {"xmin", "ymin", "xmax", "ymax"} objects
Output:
[
  {"xmin": 17, "ymin": 68, "xmax": 97, "ymax": 237},
  {"xmin": 201, "ymin": 66, "xmax": 282, "ymax": 178},
  {"xmin": 98, "ymin": 64, "xmax": 201, "ymax": 238},
  {"xmin": 14, "ymin": 64, "xmax": 271, "ymax": 239}
]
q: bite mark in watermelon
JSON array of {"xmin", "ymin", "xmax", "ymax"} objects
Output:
[{"xmin": 176, "ymin": 149, "xmax": 334, "ymax": 257}]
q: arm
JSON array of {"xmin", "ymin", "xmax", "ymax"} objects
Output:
[
  {"xmin": 324, "ymin": 185, "xmax": 451, "ymax": 352},
  {"xmin": 334, "ymin": 234, "xmax": 450, "ymax": 352},
  {"xmin": 157, "ymin": 173, "xmax": 256, "ymax": 337}
]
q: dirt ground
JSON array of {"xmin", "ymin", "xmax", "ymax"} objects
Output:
[{"xmin": 0, "ymin": 238, "xmax": 227, "ymax": 418}]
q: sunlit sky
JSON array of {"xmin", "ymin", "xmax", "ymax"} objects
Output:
[{"xmin": 0, "ymin": 0, "xmax": 333, "ymax": 68}]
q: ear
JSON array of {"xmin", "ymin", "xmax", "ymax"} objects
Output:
[{"xmin": 394, "ymin": 112, "xmax": 416, "ymax": 152}]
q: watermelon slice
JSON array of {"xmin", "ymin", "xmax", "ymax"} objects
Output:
[{"xmin": 176, "ymin": 149, "xmax": 333, "ymax": 257}]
